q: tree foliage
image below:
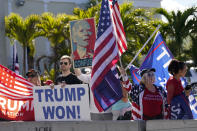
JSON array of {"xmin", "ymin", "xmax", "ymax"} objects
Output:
[
  {"xmin": 73, "ymin": 2, "xmax": 162, "ymax": 67},
  {"xmin": 36, "ymin": 13, "xmax": 77, "ymax": 80},
  {"xmin": 5, "ymin": 13, "xmax": 40, "ymax": 76},
  {"xmin": 154, "ymin": 7, "xmax": 197, "ymax": 60},
  {"xmin": 5, "ymin": 1, "xmax": 197, "ymax": 78}
]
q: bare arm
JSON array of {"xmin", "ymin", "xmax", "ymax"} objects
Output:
[
  {"xmin": 118, "ymin": 67, "xmax": 132, "ymax": 92},
  {"xmin": 167, "ymin": 84, "xmax": 175, "ymax": 105},
  {"xmin": 74, "ymin": 68, "xmax": 81, "ymax": 76}
]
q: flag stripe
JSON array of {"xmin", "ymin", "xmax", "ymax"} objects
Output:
[
  {"xmin": 91, "ymin": 42, "xmax": 118, "ymax": 87},
  {"xmin": 0, "ymin": 84, "xmax": 32, "ymax": 96},
  {"xmin": 109, "ymin": 0, "xmax": 127, "ymax": 55},
  {"xmin": 112, "ymin": 3, "xmax": 124, "ymax": 28},
  {"xmin": 92, "ymin": 31, "xmax": 115, "ymax": 67},
  {"xmin": 91, "ymin": 46, "xmax": 119, "ymax": 89},
  {"xmin": 0, "ymin": 86, "xmax": 32, "ymax": 97},
  {"xmin": 0, "ymin": 64, "xmax": 33, "ymax": 98},
  {"xmin": 111, "ymin": 5, "xmax": 127, "ymax": 48},
  {"xmin": 15, "ymin": 82, "xmax": 33, "ymax": 92},
  {"xmin": 0, "ymin": 86, "xmax": 33, "ymax": 99},
  {"xmin": 0, "ymin": 93, "xmax": 33, "ymax": 100},
  {"xmin": 94, "ymin": 25, "xmax": 113, "ymax": 50},
  {"xmin": 92, "ymin": 36, "xmax": 116, "ymax": 75},
  {"xmin": 15, "ymin": 76, "xmax": 34, "ymax": 88},
  {"xmin": 131, "ymin": 102, "xmax": 141, "ymax": 119}
]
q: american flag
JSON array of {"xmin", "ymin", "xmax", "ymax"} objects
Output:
[
  {"xmin": 129, "ymin": 84, "xmax": 144, "ymax": 120},
  {"xmin": 90, "ymin": 0, "xmax": 119, "ymax": 91},
  {"xmin": 91, "ymin": 0, "xmax": 127, "ymax": 112},
  {"xmin": 13, "ymin": 43, "xmax": 19, "ymax": 74},
  {"xmin": 129, "ymin": 84, "xmax": 168, "ymax": 120},
  {"xmin": 109, "ymin": 0, "xmax": 127, "ymax": 55},
  {"xmin": 0, "ymin": 64, "xmax": 33, "ymax": 100}
]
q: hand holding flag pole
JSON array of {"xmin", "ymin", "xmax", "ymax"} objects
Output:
[{"xmin": 125, "ymin": 25, "xmax": 161, "ymax": 70}]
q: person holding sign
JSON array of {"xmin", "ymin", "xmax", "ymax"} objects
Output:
[
  {"xmin": 26, "ymin": 69, "xmax": 41, "ymax": 86},
  {"xmin": 167, "ymin": 59, "xmax": 193, "ymax": 119},
  {"xmin": 74, "ymin": 68, "xmax": 91, "ymax": 84},
  {"xmin": 55, "ymin": 55, "xmax": 82, "ymax": 85}
]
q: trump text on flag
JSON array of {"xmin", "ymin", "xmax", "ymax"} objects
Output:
[
  {"xmin": 0, "ymin": 97, "xmax": 33, "ymax": 118},
  {"xmin": 33, "ymin": 85, "xmax": 90, "ymax": 121},
  {"xmin": 129, "ymin": 32, "xmax": 173, "ymax": 89}
]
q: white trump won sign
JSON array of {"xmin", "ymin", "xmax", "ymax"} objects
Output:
[{"xmin": 33, "ymin": 84, "xmax": 90, "ymax": 121}]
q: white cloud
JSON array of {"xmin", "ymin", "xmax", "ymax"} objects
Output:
[
  {"xmin": 161, "ymin": 0, "xmax": 197, "ymax": 12},
  {"xmin": 161, "ymin": 0, "xmax": 185, "ymax": 12}
]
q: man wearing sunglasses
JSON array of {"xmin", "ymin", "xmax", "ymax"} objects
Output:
[{"xmin": 55, "ymin": 55, "xmax": 82, "ymax": 85}]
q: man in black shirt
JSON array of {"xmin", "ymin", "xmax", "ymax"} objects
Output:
[{"xmin": 56, "ymin": 55, "xmax": 82, "ymax": 85}]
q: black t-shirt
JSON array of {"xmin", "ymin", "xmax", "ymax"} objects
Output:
[{"xmin": 55, "ymin": 73, "xmax": 82, "ymax": 85}]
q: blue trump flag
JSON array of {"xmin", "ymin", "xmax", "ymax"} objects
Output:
[
  {"xmin": 189, "ymin": 94, "xmax": 197, "ymax": 119},
  {"xmin": 129, "ymin": 32, "xmax": 174, "ymax": 89},
  {"xmin": 129, "ymin": 64, "xmax": 141, "ymax": 85}
]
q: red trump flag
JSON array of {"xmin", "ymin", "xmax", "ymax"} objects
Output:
[{"xmin": 0, "ymin": 64, "xmax": 34, "ymax": 121}]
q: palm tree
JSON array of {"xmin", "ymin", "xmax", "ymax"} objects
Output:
[
  {"xmin": 119, "ymin": 3, "xmax": 162, "ymax": 66},
  {"xmin": 5, "ymin": 13, "xmax": 40, "ymax": 76},
  {"xmin": 73, "ymin": 2, "xmax": 100, "ymax": 24},
  {"xmin": 155, "ymin": 7, "xmax": 197, "ymax": 59},
  {"xmin": 37, "ymin": 12, "xmax": 77, "ymax": 80},
  {"xmin": 74, "ymin": 2, "xmax": 162, "ymax": 66},
  {"xmin": 85, "ymin": 0, "xmax": 101, "ymax": 9},
  {"xmin": 188, "ymin": 34, "xmax": 197, "ymax": 66}
]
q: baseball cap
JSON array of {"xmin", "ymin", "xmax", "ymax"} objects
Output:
[
  {"xmin": 26, "ymin": 69, "xmax": 40, "ymax": 78},
  {"xmin": 140, "ymin": 68, "xmax": 156, "ymax": 77}
]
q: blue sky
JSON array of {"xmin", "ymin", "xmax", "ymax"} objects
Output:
[{"xmin": 161, "ymin": 0, "xmax": 197, "ymax": 11}]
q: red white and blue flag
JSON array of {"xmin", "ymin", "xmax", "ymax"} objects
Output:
[
  {"xmin": 0, "ymin": 64, "xmax": 34, "ymax": 120},
  {"xmin": 90, "ymin": 0, "xmax": 127, "ymax": 112},
  {"xmin": 109, "ymin": 0, "xmax": 127, "ymax": 55}
]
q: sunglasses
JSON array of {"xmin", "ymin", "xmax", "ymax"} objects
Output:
[
  {"xmin": 60, "ymin": 62, "xmax": 68, "ymax": 65},
  {"xmin": 147, "ymin": 72, "xmax": 155, "ymax": 77}
]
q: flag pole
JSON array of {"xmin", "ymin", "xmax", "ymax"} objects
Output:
[
  {"xmin": 119, "ymin": 57, "xmax": 128, "ymax": 81},
  {"xmin": 125, "ymin": 25, "xmax": 161, "ymax": 70}
]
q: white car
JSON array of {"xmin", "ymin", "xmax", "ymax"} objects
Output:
[{"xmin": 188, "ymin": 67, "xmax": 197, "ymax": 84}]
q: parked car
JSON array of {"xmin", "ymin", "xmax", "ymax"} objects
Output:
[{"xmin": 185, "ymin": 67, "xmax": 197, "ymax": 94}]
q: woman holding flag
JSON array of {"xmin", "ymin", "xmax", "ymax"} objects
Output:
[
  {"xmin": 167, "ymin": 59, "xmax": 193, "ymax": 119},
  {"xmin": 120, "ymin": 67, "xmax": 168, "ymax": 120}
]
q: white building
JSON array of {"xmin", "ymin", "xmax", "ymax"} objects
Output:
[{"xmin": 0, "ymin": 0, "xmax": 162, "ymax": 75}]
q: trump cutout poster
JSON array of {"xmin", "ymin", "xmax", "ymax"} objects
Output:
[{"xmin": 70, "ymin": 18, "xmax": 96, "ymax": 68}]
